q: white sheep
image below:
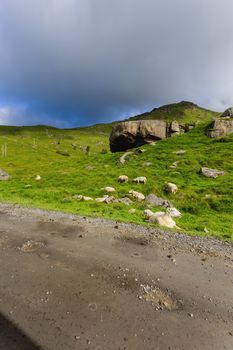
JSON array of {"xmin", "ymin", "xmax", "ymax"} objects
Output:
[
  {"xmin": 118, "ymin": 175, "xmax": 129, "ymax": 183},
  {"xmin": 133, "ymin": 176, "xmax": 147, "ymax": 184},
  {"xmin": 129, "ymin": 190, "xmax": 145, "ymax": 201},
  {"xmin": 166, "ymin": 182, "xmax": 178, "ymax": 194}
]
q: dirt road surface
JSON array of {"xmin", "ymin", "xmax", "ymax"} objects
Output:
[{"xmin": 0, "ymin": 204, "xmax": 232, "ymax": 350}]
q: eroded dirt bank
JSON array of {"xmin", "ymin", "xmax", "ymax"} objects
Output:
[{"xmin": 0, "ymin": 204, "xmax": 232, "ymax": 350}]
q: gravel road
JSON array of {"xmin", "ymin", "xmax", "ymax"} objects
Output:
[{"xmin": 0, "ymin": 204, "xmax": 232, "ymax": 350}]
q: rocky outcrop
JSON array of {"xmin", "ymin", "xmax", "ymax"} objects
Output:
[
  {"xmin": 208, "ymin": 107, "xmax": 233, "ymax": 138},
  {"xmin": 110, "ymin": 119, "xmax": 191, "ymax": 152},
  {"xmin": 221, "ymin": 107, "xmax": 233, "ymax": 118},
  {"xmin": 110, "ymin": 120, "xmax": 167, "ymax": 152},
  {"xmin": 208, "ymin": 118, "xmax": 233, "ymax": 138}
]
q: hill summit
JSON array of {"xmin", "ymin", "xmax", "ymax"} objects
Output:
[{"xmin": 126, "ymin": 101, "xmax": 218, "ymax": 124}]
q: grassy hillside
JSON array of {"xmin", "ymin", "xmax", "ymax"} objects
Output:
[
  {"xmin": 0, "ymin": 103, "xmax": 232, "ymax": 241},
  {"xmin": 127, "ymin": 101, "xmax": 218, "ymax": 124}
]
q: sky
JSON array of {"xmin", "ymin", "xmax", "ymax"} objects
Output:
[{"xmin": 0, "ymin": 0, "xmax": 233, "ymax": 127}]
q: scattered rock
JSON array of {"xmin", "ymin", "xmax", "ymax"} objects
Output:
[
  {"xmin": 139, "ymin": 284, "xmax": 178, "ymax": 311},
  {"xmin": 201, "ymin": 167, "xmax": 225, "ymax": 178},
  {"xmin": 20, "ymin": 240, "xmax": 45, "ymax": 253},
  {"xmin": 56, "ymin": 150, "xmax": 70, "ymax": 156},
  {"xmin": 144, "ymin": 209, "xmax": 155, "ymax": 218},
  {"xmin": 63, "ymin": 198, "xmax": 71, "ymax": 203},
  {"xmin": 173, "ymin": 150, "xmax": 186, "ymax": 155},
  {"xmin": 118, "ymin": 197, "xmax": 133, "ymax": 206},
  {"xmin": 85, "ymin": 165, "xmax": 95, "ymax": 171},
  {"xmin": 0, "ymin": 168, "xmax": 11, "ymax": 181},
  {"xmin": 133, "ymin": 176, "xmax": 147, "ymax": 184},
  {"xmin": 145, "ymin": 194, "xmax": 170, "ymax": 208},
  {"xmin": 170, "ymin": 161, "xmax": 179, "ymax": 169},
  {"xmin": 166, "ymin": 207, "xmax": 182, "ymax": 218},
  {"xmin": 118, "ymin": 175, "xmax": 129, "ymax": 183},
  {"xmin": 104, "ymin": 196, "xmax": 118, "ymax": 204},
  {"xmin": 165, "ymin": 183, "xmax": 178, "ymax": 194},
  {"xmin": 129, "ymin": 190, "xmax": 145, "ymax": 201},
  {"xmin": 24, "ymin": 184, "xmax": 32, "ymax": 188},
  {"xmin": 35, "ymin": 175, "xmax": 41, "ymax": 181},
  {"xmin": 143, "ymin": 162, "xmax": 153, "ymax": 167},
  {"xmin": 118, "ymin": 152, "xmax": 134, "ymax": 165},
  {"xmin": 128, "ymin": 208, "xmax": 136, "ymax": 214},
  {"xmin": 102, "ymin": 186, "xmax": 116, "ymax": 193},
  {"xmin": 73, "ymin": 195, "xmax": 93, "ymax": 201}
]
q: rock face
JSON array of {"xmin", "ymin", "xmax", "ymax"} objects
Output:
[
  {"xmin": 208, "ymin": 118, "xmax": 233, "ymax": 138},
  {"xmin": 208, "ymin": 107, "xmax": 233, "ymax": 138},
  {"xmin": 221, "ymin": 107, "xmax": 233, "ymax": 118},
  {"xmin": 110, "ymin": 120, "xmax": 167, "ymax": 152},
  {"xmin": 110, "ymin": 119, "xmax": 191, "ymax": 152}
]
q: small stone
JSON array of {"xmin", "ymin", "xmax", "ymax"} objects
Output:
[
  {"xmin": 188, "ymin": 313, "xmax": 194, "ymax": 318},
  {"xmin": 201, "ymin": 167, "xmax": 225, "ymax": 179}
]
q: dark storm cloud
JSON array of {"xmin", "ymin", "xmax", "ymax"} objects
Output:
[{"xmin": 0, "ymin": 0, "xmax": 233, "ymax": 127}]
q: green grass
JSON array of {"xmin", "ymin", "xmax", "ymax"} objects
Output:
[
  {"xmin": 0, "ymin": 104, "xmax": 232, "ymax": 241},
  {"xmin": 128, "ymin": 100, "xmax": 218, "ymax": 124}
]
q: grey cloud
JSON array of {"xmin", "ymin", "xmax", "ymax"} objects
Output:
[{"xmin": 0, "ymin": 0, "xmax": 233, "ymax": 126}]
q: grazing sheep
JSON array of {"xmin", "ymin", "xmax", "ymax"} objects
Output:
[
  {"xmin": 95, "ymin": 196, "xmax": 108, "ymax": 203},
  {"xmin": 129, "ymin": 190, "xmax": 145, "ymax": 201},
  {"xmin": 166, "ymin": 182, "xmax": 178, "ymax": 194},
  {"xmin": 118, "ymin": 175, "xmax": 129, "ymax": 183},
  {"xmin": 133, "ymin": 176, "xmax": 147, "ymax": 184},
  {"xmin": 102, "ymin": 186, "xmax": 116, "ymax": 193}
]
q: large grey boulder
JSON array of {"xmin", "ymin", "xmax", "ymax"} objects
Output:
[
  {"xmin": 110, "ymin": 120, "xmax": 167, "ymax": 152},
  {"xmin": 201, "ymin": 167, "xmax": 225, "ymax": 178},
  {"xmin": 145, "ymin": 194, "xmax": 171, "ymax": 208},
  {"xmin": 221, "ymin": 107, "xmax": 233, "ymax": 118},
  {"xmin": 110, "ymin": 119, "xmax": 192, "ymax": 152},
  {"xmin": 208, "ymin": 118, "xmax": 233, "ymax": 138},
  {"xmin": 208, "ymin": 107, "xmax": 233, "ymax": 138}
]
